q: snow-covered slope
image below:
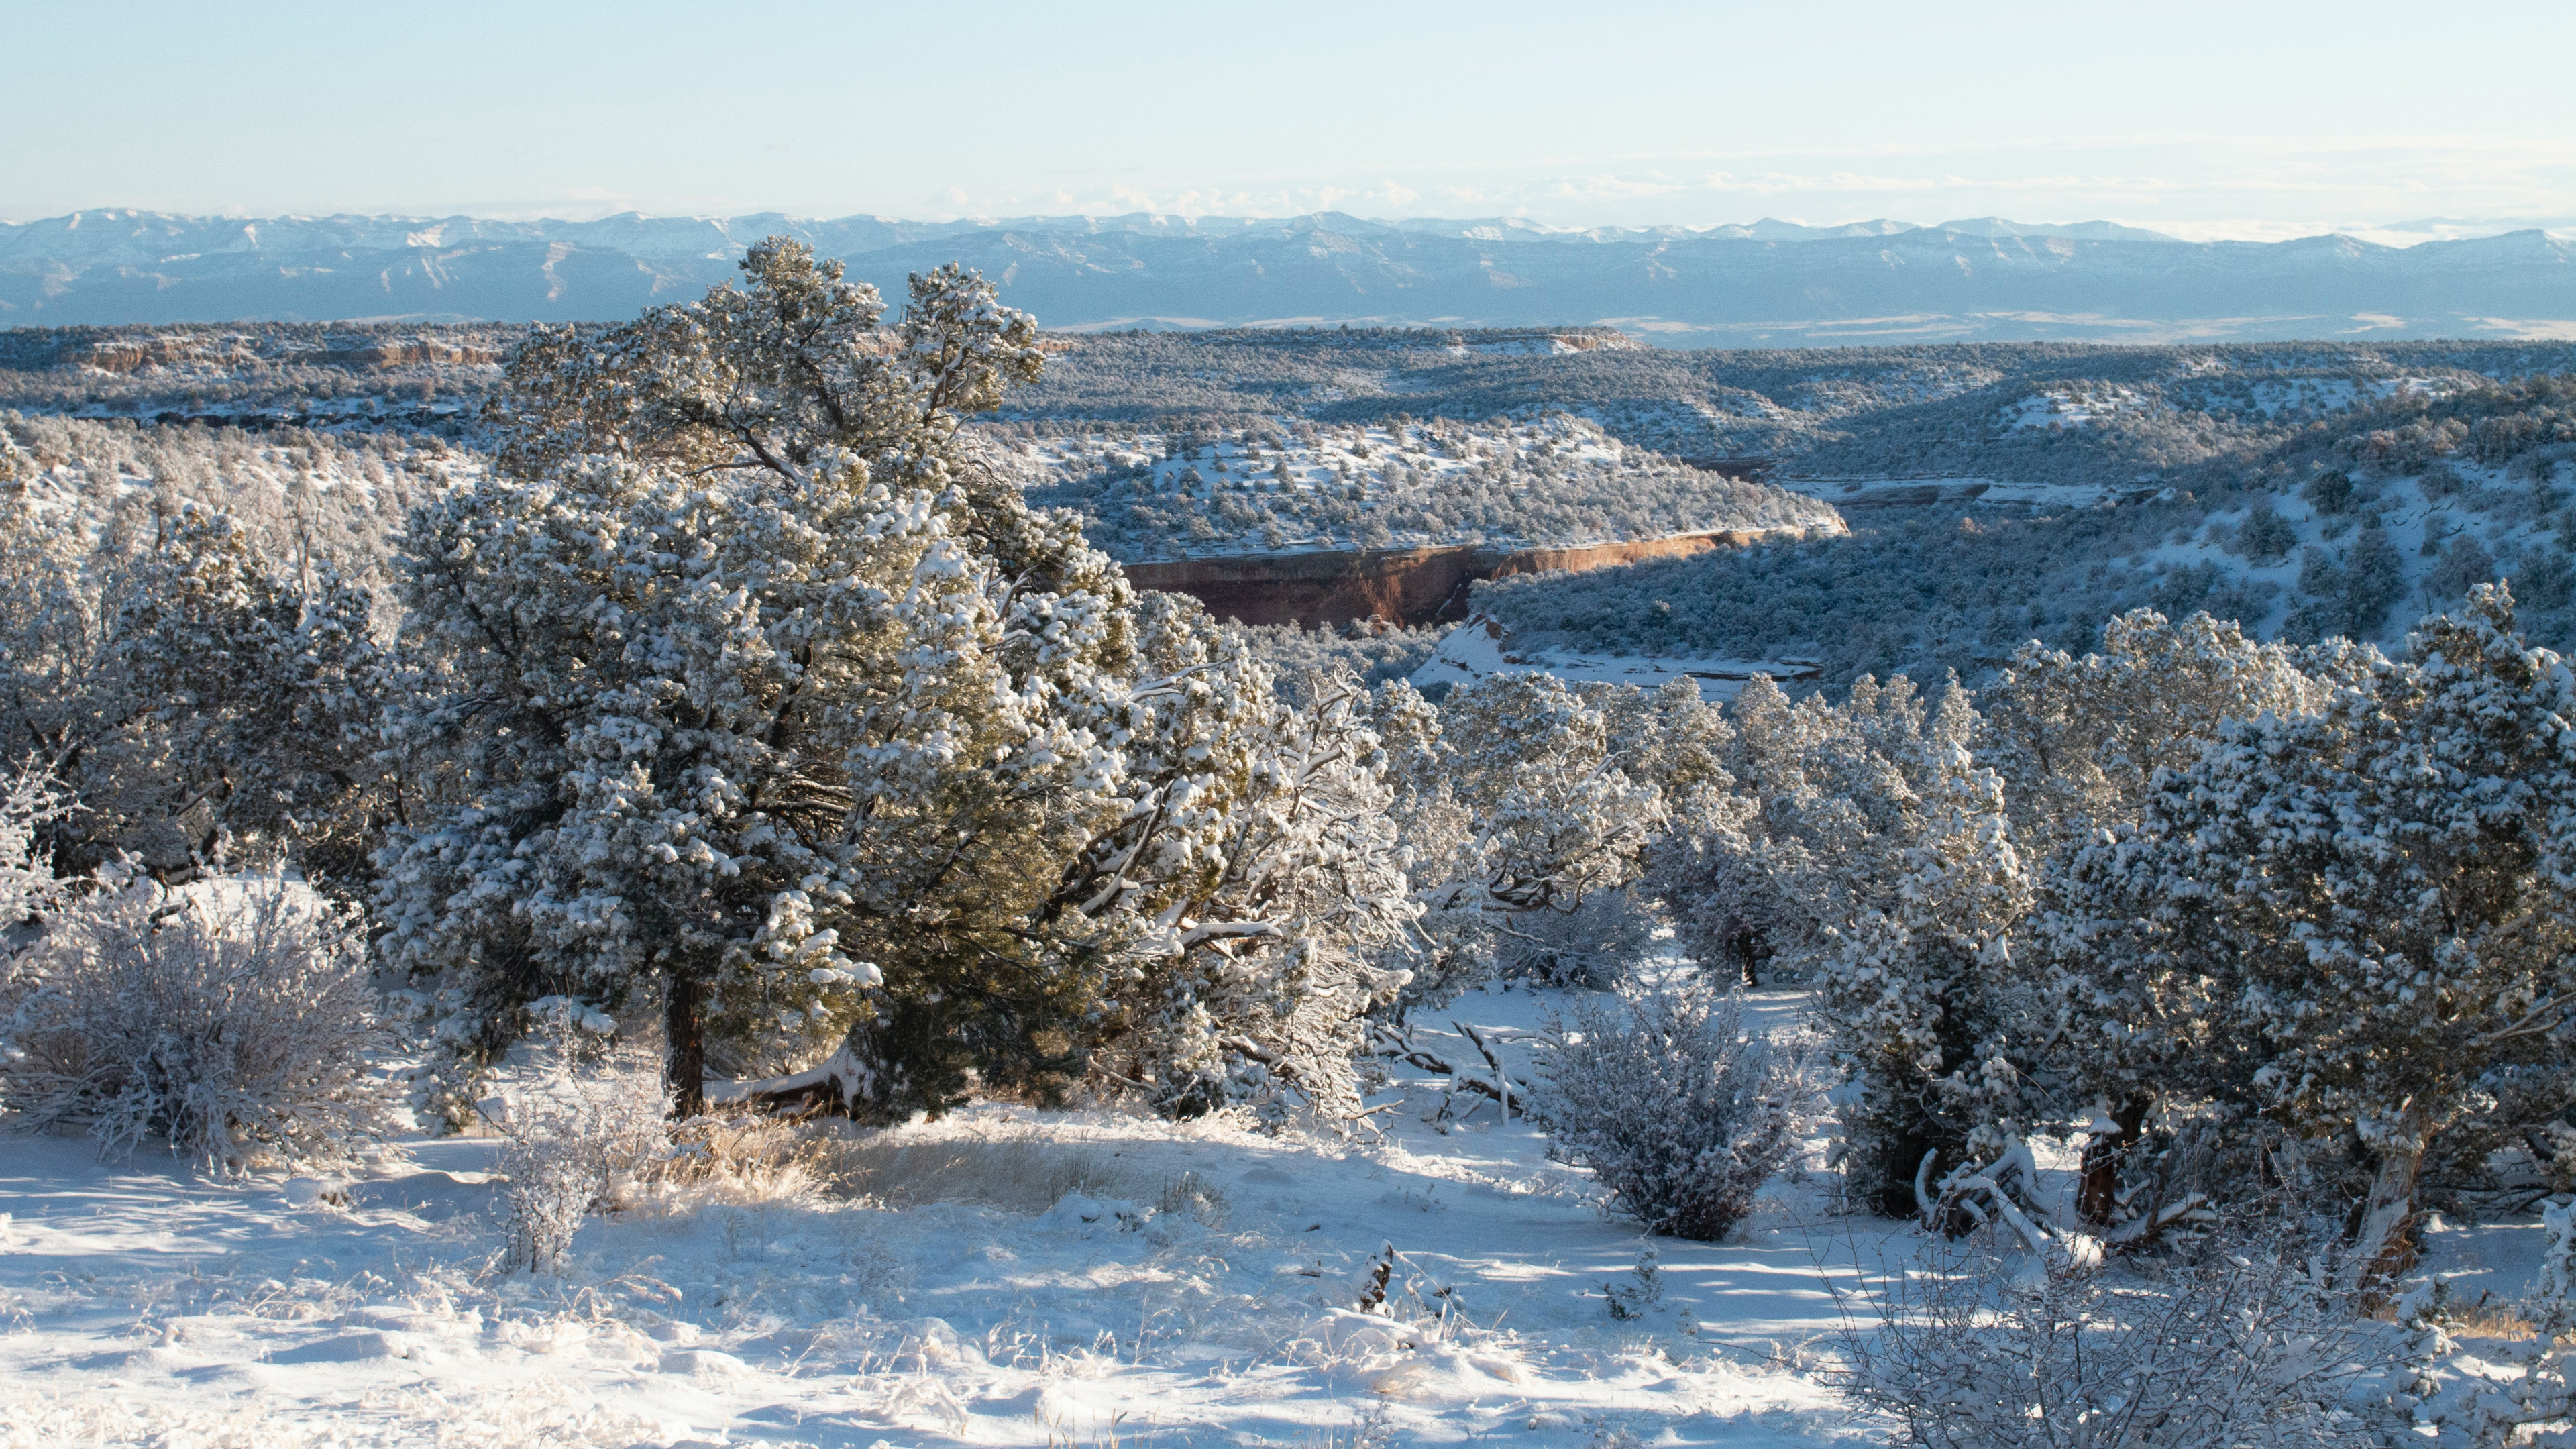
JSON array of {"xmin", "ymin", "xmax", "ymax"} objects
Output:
[
  {"xmin": 1008, "ymin": 413, "xmax": 1841, "ymax": 563},
  {"xmin": 1411, "ymin": 614, "xmax": 1823, "ymax": 704},
  {"xmin": 0, "ymin": 975, "xmax": 2541, "ymax": 1446}
]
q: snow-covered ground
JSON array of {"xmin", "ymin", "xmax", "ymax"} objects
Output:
[
  {"xmin": 1411, "ymin": 616, "xmax": 1822, "ymax": 704},
  {"xmin": 1786, "ymin": 474, "xmax": 2152, "ymax": 511},
  {"xmin": 0, "ymin": 985, "xmax": 1892, "ymax": 1448},
  {"xmin": 1, "ymin": 978, "xmax": 2562, "ymax": 1444},
  {"xmin": 1006, "ymin": 415, "xmax": 1839, "ymax": 564}
]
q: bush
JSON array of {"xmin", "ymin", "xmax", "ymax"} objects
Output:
[
  {"xmin": 1494, "ymin": 890, "xmax": 1664, "ymax": 991},
  {"xmin": 0, "ymin": 867, "xmax": 391, "ymax": 1168},
  {"xmin": 2235, "ymin": 501, "xmax": 2300, "ymax": 563},
  {"xmin": 1832, "ymin": 1229, "xmax": 2399, "ymax": 1447},
  {"xmin": 0, "ymin": 766, "xmax": 70, "ymax": 928},
  {"xmin": 484, "ymin": 1015, "xmax": 668, "ymax": 1273},
  {"xmin": 1538, "ymin": 979, "xmax": 1819, "ymax": 1240}
]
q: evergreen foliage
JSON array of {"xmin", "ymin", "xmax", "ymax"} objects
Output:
[{"xmin": 377, "ymin": 240, "xmax": 1415, "ymax": 1124}]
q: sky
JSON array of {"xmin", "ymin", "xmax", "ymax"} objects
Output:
[{"xmin": 5, "ymin": 0, "xmax": 2572, "ymax": 244}]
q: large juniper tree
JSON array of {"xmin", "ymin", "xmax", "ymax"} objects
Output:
[
  {"xmin": 379, "ymin": 241, "xmax": 1412, "ymax": 1121},
  {"xmin": 2051, "ymin": 587, "xmax": 2576, "ymax": 1290}
]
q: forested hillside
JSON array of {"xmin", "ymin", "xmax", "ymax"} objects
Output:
[
  {"xmin": 1477, "ymin": 369, "xmax": 2576, "ymax": 686},
  {"xmin": 7, "ymin": 319, "xmax": 2573, "ymax": 682}
]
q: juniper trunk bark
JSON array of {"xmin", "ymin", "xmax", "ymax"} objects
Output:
[
  {"xmin": 665, "ymin": 971, "xmax": 707, "ymax": 1120},
  {"xmin": 2343, "ymin": 1104, "xmax": 2433, "ymax": 1303},
  {"xmin": 2076, "ymin": 1095, "xmax": 2151, "ymax": 1226}
]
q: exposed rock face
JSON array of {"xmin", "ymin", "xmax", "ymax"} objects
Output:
[{"xmin": 1123, "ymin": 527, "xmax": 1824, "ymax": 627}]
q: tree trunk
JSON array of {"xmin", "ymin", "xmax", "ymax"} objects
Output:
[
  {"xmin": 2342, "ymin": 1104, "xmax": 2433, "ymax": 1304},
  {"xmin": 2076, "ymin": 1095, "xmax": 2151, "ymax": 1226},
  {"xmin": 665, "ymin": 971, "xmax": 706, "ymax": 1120}
]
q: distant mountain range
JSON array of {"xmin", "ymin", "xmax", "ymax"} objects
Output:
[{"xmin": 3, "ymin": 209, "xmax": 2569, "ymax": 345}]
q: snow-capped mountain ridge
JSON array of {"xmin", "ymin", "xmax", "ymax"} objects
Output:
[{"xmin": 7, "ymin": 209, "xmax": 2566, "ymax": 342}]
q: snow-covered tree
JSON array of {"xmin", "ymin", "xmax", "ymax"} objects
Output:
[
  {"xmin": 1087, "ymin": 651, "xmax": 1417, "ymax": 1120},
  {"xmin": 1383, "ymin": 672, "xmax": 1678, "ymax": 1008},
  {"xmin": 1640, "ymin": 671, "xmax": 2053, "ymax": 1212},
  {"xmin": 1407, "ymin": 671, "xmax": 1664, "ymax": 916},
  {"xmin": 380, "ymin": 240, "xmax": 1414, "ymax": 1123},
  {"xmin": 0, "ymin": 765, "xmax": 70, "ymax": 934},
  {"xmin": 1825, "ymin": 727, "xmax": 2042, "ymax": 1215},
  {"xmin": 2051, "ymin": 586, "xmax": 2576, "ymax": 1291},
  {"xmin": 1976, "ymin": 608, "xmax": 2336, "ymax": 852},
  {"xmin": 0, "ymin": 481, "xmax": 383, "ymax": 884},
  {"xmin": 1648, "ymin": 672, "xmax": 1961, "ymax": 990}
]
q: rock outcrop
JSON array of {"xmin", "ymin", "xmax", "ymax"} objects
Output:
[{"xmin": 1123, "ymin": 525, "xmax": 1830, "ymax": 627}]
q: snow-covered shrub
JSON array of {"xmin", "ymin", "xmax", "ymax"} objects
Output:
[
  {"xmin": 0, "ymin": 765, "xmax": 70, "ymax": 932},
  {"xmin": 1834, "ymin": 1230, "xmax": 2399, "ymax": 1447},
  {"xmin": 1538, "ymin": 979, "xmax": 1819, "ymax": 1240},
  {"xmin": 1493, "ymin": 890, "xmax": 1663, "ymax": 991},
  {"xmin": 486, "ymin": 1020, "xmax": 667, "ymax": 1273},
  {"xmin": 2395, "ymin": 1199, "xmax": 2576, "ymax": 1444},
  {"xmin": 0, "ymin": 867, "xmax": 390, "ymax": 1167}
]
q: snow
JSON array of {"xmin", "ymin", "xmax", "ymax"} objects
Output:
[
  {"xmin": 1791, "ymin": 474, "xmax": 2149, "ymax": 511},
  {"xmin": 1, "ymin": 975, "xmax": 2557, "ymax": 1444},
  {"xmin": 0, "ymin": 984, "xmax": 1891, "ymax": 1448},
  {"xmin": 1009, "ymin": 415, "xmax": 1837, "ymax": 564},
  {"xmin": 1412, "ymin": 614, "xmax": 1823, "ymax": 704}
]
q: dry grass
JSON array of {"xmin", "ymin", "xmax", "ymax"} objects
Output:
[
  {"xmin": 2443, "ymin": 1296, "xmax": 2542, "ymax": 1338},
  {"xmin": 631, "ymin": 1116, "xmax": 1237, "ymax": 1231},
  {"xmin": 823, "ymin": 1132, "xmax": 1156, "ymax": 1212},
  {"xmin": 629, "ymin": 1114, "xmax": 837, "ymax": 1213}
]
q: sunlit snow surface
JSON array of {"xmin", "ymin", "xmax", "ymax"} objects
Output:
[
  {"xmin": 0, "ymin": 980, "xmax": 2551, "ymax": 1444},
  {"xmin": 1411, "ymin": 616, "xmax": 1822, "ymax": 704},
  {"xmin": 0, "ymin": 985, "xmax": 1895, "ymax": 1448},
  {"xmin": 1007, "ymin": 415, "xmax": 1839, "ymax": 564}
]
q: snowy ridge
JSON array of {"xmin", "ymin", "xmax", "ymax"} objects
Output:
[
  {"xmin": 1006, "ymin": 413, "xmax": 1840, "ymax": 564},
  {"xmin": 7, "ymin": 209, "xmax": 2571, "ymax": 342}
]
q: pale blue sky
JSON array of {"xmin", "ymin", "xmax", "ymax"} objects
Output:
[{"xmin": 7, "ymin": 0, "xmax": 2571, "ymax": 242}]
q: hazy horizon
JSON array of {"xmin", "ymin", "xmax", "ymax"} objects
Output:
[
  {"xmin": 7, "ymin": 1, "xmax": 2569, "ymax": 250},
  {"xmin": 5, "ymin": 204, "xmax": 2569, "ymax": 251}
]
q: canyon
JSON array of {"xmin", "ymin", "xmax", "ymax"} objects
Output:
[{"xmin": 1121, "ymin": 524, "xmax": 1827, "ymax": 627}]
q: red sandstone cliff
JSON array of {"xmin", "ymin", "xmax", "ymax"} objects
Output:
[{"xmin": 1121, "ymin": 525, "xmax": 1831, "ymax": 628}]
